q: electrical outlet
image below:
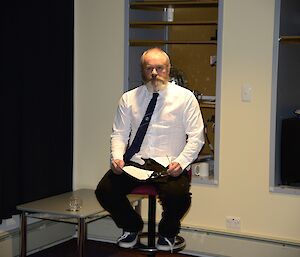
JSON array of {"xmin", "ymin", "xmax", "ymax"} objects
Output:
[
  {"xmin": 226, "ymin": 216, "xmax": 241, "ymax": 230},
  {"xmin": 241, "ymin": 85, "xmax": 252, "ymax": 102}
]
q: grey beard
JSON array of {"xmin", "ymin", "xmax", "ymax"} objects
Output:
[{"xmin": 145, "ymin": 79, "xmax": 168, "ymax": 91}]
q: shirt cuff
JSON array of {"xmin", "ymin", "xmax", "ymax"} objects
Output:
[{"xmin": 173, "ymin": 157, "xmax": 190, "ymax": 171}]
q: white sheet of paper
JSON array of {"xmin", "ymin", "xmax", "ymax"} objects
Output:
[{"xmin": 123, "ymin": 166, "xmax": 154, "ymax": 180}]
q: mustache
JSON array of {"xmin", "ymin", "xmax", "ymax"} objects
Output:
[
  {"xmin": 149, "ymin": 78, "xmax": 163, "ymax": 83},
  {"xmin": 145, "ymin": 77, "xmax": 166, "ymax": 84}
]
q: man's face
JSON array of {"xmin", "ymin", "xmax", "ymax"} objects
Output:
[{"xmin": 142, "ymin": 51, "xmax": 170, "ymax": 89}]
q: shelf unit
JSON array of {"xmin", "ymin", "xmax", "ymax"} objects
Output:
[
  {"xmin": 129, "ymin": 0, "xmax": 218, "ymax": 46},
  {"xmin": 128, "ymin": 0, "xmax": 218, "ymax": 88}
]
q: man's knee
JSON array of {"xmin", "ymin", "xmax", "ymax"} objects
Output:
[{"xmin": 95, "ymin": 174, "xmax": 113, "ymax": 206}]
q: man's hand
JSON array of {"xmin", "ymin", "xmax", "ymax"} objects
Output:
[
  {"xmin": 167, "ymin": 162, "xmax": 183, "ymax": 177},
  {"xmin": 111, "ymin": 159, "xmax": 125, "ymax": 175}
]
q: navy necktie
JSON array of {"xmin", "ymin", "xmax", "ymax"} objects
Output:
[{"xmin": 124, "ymin": 92, "xmax": 159, "ymax": 163}]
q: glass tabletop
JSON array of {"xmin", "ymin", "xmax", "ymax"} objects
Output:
[{"xmin": 17, "ymin": 188, "xmax": 144, "ymax": 220}]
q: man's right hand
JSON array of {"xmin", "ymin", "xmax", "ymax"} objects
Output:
[{"xmin": 111, "ymin": 159, "xmax": 125, "ymax": 175}]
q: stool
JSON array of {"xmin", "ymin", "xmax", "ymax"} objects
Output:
[
  {"xmin": 131, "ymin": 185, "xmax": 158, "ymax": 255},
  {"xmin": 131, "ymin": 184, "xmax": 186, "ymax": 256}
]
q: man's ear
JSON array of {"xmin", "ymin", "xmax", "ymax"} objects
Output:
[
  {"xmin": 167, "ymin": 64, "xmax": 171, "ymax": 75},
  {"xmin": 141, "ymin": 65, "xmax": 146, "ymax": 82},
  {"xmin": 141, "ymin": 71, "xmax": 146, "ymax": 82}
]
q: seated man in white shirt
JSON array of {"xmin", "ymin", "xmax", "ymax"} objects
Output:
[{"xmin": 95, "ymin": 47, "xmax": 204, "ymax": 251}]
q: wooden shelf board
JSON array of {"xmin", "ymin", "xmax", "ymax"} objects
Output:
[
  {"xmin": 200, "ymin": 103, "xmax": 215, "ymax": 108},
  {"xmin": 279, "ymin": 36, "xmax": 300, "ymax": 44},
  {"xmin": 130, "ymin": 21, "xmax": 218, "ymax": 27},
  {"xmin": 130, "ymin": 40, "xmax": 217, "ymax": 46},
  {"xmin": 130, "ymin": 1, "xmax": 218, "ymax": 9}
]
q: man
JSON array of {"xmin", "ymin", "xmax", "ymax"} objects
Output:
[{"xmin": 95, "ymin": 48, "xmax": 204, "ymax": 251}]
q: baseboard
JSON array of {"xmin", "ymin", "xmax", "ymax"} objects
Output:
[
  {"xmin": 87, "ymin": 217, "xmax": 300, "ymax": 257},
  {"xmin": 0, "ymin": 220, "xmax": 75, "ymax": 257},
  {"xmin": 179, "ymin": 227, "xmax": 300, "ymax": 257},
  {"xmin": 2, "ymin": 216, "xmax": 299, "ymax": 257}
]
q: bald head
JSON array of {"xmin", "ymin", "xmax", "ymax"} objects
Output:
[{"xmin": 140, "ymin": 48, "xmax": 170, "ymax": 68}]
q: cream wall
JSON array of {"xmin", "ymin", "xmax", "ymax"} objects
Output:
[
  {"xmin": 74, "ymin": 0, "xmax": 125, "ymax": 189},
  {"xmin": 74, "ymin": 0, "xmax": 300, "ymax": 244},
  {"xmin": 187, "ymin": 0, "xmax": 300, "ymax": 243}
]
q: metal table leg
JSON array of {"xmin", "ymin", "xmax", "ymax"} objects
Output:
[
  {"xmin": 78, "ymin": 218, "xmax": 86, "ymax": 257},
  {"xmin": 20, "ymin": 212, "xmax": 27, "ymax": 257}
]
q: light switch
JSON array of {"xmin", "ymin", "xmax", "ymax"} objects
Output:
[{"xmin": 241, "ymin": 85, "xmax": 252, "ymax": 102}]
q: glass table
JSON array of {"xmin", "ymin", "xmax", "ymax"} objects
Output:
[{"xmin": 17, "ymin": 188, "xmax": 143, "ymax": 257}]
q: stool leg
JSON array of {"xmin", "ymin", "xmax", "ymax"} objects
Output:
[
  {"xmin": 20, "ymin": 212, "xmax": 27, "ymax": 257},
  {"xmin": 148, "ymin": 195, "xmax": 156, "ymax": 248}
]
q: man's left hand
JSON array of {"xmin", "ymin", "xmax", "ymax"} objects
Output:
[{"xmin": 167, "ymin": 162, "xmax": 183, "ymax": 177}]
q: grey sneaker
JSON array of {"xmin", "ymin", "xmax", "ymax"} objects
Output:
[
  {"xmin": 117, "ymin": 231, "xmax": 139, "ymax": 248},
  {"xmin": 156, "ymin": 235, "xmax": 185, "ymax": 252}
]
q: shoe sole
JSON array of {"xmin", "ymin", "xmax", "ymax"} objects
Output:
[
  {"xmin": 118, "ymin": 237, "xmax": 138, "ymax": 248},
  {"xmin": 156, "ymin": 240, "xmax": 186, "ymax": 251}
]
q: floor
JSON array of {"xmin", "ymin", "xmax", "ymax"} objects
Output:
[{"xmin": 28, "ymin": 239, "xmax": 195, "ymax": 257}]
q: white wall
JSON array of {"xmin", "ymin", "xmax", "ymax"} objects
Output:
[{"xmin": 74, "ymin": 0, "xmax": 300, "ymax": 247}]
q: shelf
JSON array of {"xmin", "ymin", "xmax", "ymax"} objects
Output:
[
  {"xmin": 130, "ymin": 21, "xmax": 218, "ymax": 27},
  {"xmin": 130, "ymin": 1, "xmax": 218, "ymax": 9},
  {"xmin": 279, "ymin": 36, "xmax": 300, "ymax": 44},
  {"xmin": 130, "ymin": 40, "xmax": 217, "ymax": 46},
  {"xmin": 199, "ymin": 102, "xmax": 215, "ymax": 108},
  {"xmin": 129, "ymin": 1, "xmax": 218, "ymax": 46}
]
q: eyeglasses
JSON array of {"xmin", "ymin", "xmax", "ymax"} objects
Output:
[{"xmin": 144, "ymin": 65, "xmax": 166, "ymax": 74}]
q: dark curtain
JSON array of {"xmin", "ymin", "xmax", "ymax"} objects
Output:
[{"xmin": 0, "ymin": 0, "xmax": 74, "ymax": 222}]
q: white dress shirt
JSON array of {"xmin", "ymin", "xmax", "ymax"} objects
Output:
[{"xmin": 111, "ymin": 81, "xmax": 205, "ymax": 170}]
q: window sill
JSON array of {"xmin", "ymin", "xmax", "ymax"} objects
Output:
[
  {"xmin": 192, "ymin": 174, "xmax": 218, "ymax": 185},
  {"xmin": 270, "ymin": 185, "xmax": 300, "ymax": 195}
]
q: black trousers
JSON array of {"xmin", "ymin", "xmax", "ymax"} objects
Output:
[{"xmin": 95, "ymin": 159, "xmax": 191, "ymax": 238}]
